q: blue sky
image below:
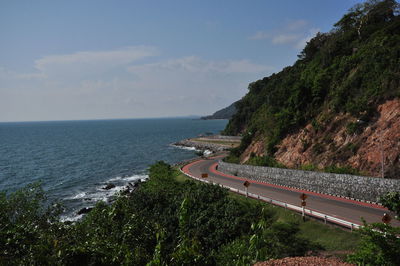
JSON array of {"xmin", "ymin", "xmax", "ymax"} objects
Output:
[{"xmin": 0, "ymin": 0, "xmax": 362, "ymax": 122}]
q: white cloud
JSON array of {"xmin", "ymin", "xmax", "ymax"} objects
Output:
[
  {"xmin": 221, "ymin": 59, "xmax": 272, "ymax": 73},
  {"xmin": 249, "ymin": 19, "xmax": 319, "ymax": 50},
  {"xmin": 35, "ymin": 46, "xmax": 158, "ymax": 72},
  {"xmin": 31, "ymin": 46, "xmax": 158, "ymax": 82},
  {"xmin": 285, "ymin": 19, "xmax": 308, "ymax": 31},
  {"xmin": 127, "ymin": 56, "xmax": 271, "ymax": 74},
  {"xmin": 272, "ymin": 34, "xmax": 300, "ymax": 44},
  {"xmin": 0, "ymin": 67, "xmax": 45, "ymax": 80},
  {"xmin": 249, "ymin": 31, "xmax": 270, "ymax": 40},
  {"xmin": 0, "ymin": 47, "xmax": 273, "ymax": 121}
]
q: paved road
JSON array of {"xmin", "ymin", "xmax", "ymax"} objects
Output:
[{"xmin": 182, "ymin": 156, "xmax": 399, "ymax": 227}]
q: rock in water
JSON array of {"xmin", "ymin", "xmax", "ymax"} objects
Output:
[
  {"xmin": 103, "ymin": 183, "xmax": 116, "ymax": 190},
  {"xmin": 77, "ymin": 207, "xmax": 93, "ymax": 215}
]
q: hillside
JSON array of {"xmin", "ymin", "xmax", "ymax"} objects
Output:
[
  {"xmin": 223, "ymin": 0, "xmax": 400, "ymax": 178},
  {"xmin": 201, "ymin": 101, "xmax": 237, "ymax": 120}
]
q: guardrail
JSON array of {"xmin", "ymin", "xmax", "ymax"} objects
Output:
[{"xmin": 180, "ymin": 167, "xmax": 361, "ymax": 231}]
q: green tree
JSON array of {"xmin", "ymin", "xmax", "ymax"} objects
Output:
[
  {"xmin": 223, "ymin": 0, "xmax": 400, "ymax": 172},
  {"xmin": 347, "ymin": 221, "xmax": 400, "ymax": 265},
  {"xmin": 0, "ymin": 183, "xmax": 62, "ymax": 264},
  {"xmin": 379, "ymin": 192, "xmax": 400, "ymax": 217},
  {"xmin": 347, "ymin": 192, "xmax": 400, "ymax": 265}
]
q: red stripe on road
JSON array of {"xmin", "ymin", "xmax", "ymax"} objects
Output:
[
  {"xmin": 207, "ymin": 162, "xmax": 386, "ymax": 210},
  {"xmin": 182, "ymin": 159, "xmax": 364, "ymax": 227}
]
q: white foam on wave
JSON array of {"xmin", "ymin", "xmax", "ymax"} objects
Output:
[
  {"xmin": 66, "ymin": 191, "xmax": 86, "ymax": 200},
  {"xmin": 171, "ymin": 144, "xmax": 199, "ymax": 152},
  {"xmin": 105, "ymin": 174, "xmax": 149, "ymax": 184},
  {"xmin": 92, "ymin": 174, "xmax": 150, "ymax": 200},
  {"xmin": 108, "ymin": 176, "xmax": 122, "ymax": 182},
  {"xmin": 60, "ymin": 213, "xmax": 83, "ymax": 222},
  {"xmin": 89, "ymin": 190, "xmax": 116, "ymax": 202},
  {"xmin": 203, "ymin": 149, "xmax": 212, "ymax": 156},
  {"xmin": 124, "ymin": 174, "xmax": 149, "ymax": 182},
  {"xmin": 61, "ymin": 173, "xmax": 149, "ymax": 222}
]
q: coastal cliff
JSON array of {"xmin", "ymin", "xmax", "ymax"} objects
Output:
[
  {"xmin": 224, "ymin": 0, "xmax": 400, "ymax": 178},
  {"xmin": 241, "ymin": 98, "xmax": 400, "ymax": 177}
]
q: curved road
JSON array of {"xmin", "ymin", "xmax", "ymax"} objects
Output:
[{"xmin": 182, "ymin": 155, "xmax": 399, "ymax": 227}]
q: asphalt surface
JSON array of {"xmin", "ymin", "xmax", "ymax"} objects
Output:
[{"xmin": 182, "ymin": 156, "xmax": 399, "ymax": 227}]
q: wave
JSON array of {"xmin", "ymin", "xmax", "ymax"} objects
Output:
[
  {"xmin": 203, "ymin": 149, "xmax": 212, "ymax": 156},
  {"xmin": 62, "ymin": 173, "xmax": 149, "ymax": 222},
  {"xmin": 65, "ymin": 192, "xmax": 87, "ymax": 200},
  {"xmin": 60, "ymin": 213, "xmax": 84, "ymax": 222},
  {"xmin": 107, "ymin": 174, "xmax": 148, "ymax": 183},
  {"xmin": 171, "ymin": 144, "xmax": 199, "ymax": 152}
]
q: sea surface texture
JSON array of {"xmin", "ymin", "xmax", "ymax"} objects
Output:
[{"xmin": 0, "ymin": 118, "xmax": 227, "ymax": 220}]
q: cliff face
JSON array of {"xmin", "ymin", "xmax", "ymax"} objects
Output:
[
  {"xmin": 272, "ymin": 98, "xmax": 400, "ymax": 178},
  {"xmin": 223, "ymin": 0, "xmax": 400, "ymax": 177},
  {"xmin": 349, "ymin": 99, "xmax": 400, "ymax": 177}
]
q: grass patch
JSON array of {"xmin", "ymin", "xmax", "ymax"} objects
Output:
[
  {"xmin": 298, "ymin": 221, "xmax": 360, "ymax": 251},
  {"xmin": 173, "ymin": 167, "xmax": 191, "ymax": 183},
  {"xmin": 226, "ymin": 185, "xmax": 360, "ymax": 252}
]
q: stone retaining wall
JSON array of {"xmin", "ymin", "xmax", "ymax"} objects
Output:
[{"xmin": 218, "ymin": 161, "xmax": 400, "ymax": 202}]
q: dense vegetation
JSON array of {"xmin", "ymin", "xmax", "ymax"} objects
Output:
[
  {"xmin": 1, "ymin": 162, "xmax": 321, "ymax": 265},
  {"xmin": 3, "ymin": 161, "xmax": 400, "ymax": 265},
  {"xmin": 347, "ymin": 192, "xmax": 400, "ymax": 265},
  {"xmin": 224, "ymin": 0, "xmax": 400, "ymax": 159}
]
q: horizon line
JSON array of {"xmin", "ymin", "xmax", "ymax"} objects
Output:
[{"xmin": 0, "ymin": 115, "xmax": 214, "ymax": 124}]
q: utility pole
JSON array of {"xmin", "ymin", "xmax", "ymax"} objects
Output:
[{"xmin": 380, "ymin": 132, "xmax": 385, "ymax": 178}]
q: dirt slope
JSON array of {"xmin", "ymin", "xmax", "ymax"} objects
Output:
[{"xmin": 243, "ymin": 98, "xmax": 400, "ymax": 178}]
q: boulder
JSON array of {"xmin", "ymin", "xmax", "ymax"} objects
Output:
[
  {"xmin": 77, "ymin": 207, "xmax": 93, "ymax": 215},
  {"xmin": 103, "ymin": 183, "xmax": 116, "ymax": 190}
]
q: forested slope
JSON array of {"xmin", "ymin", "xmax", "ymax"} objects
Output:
[
  {"xmin": 201, "ymin": 102, "xmax": 237, "ymax": 120},
  {"xmin": 224, "ymin": 0, "xmax": 400, "ymax": 178}
]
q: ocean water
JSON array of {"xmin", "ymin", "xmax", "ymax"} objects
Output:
[{"xmin": 0, "ymin": 118, "xmax": 227, "ymax": 220}]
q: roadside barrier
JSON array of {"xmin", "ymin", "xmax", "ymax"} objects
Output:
[{"xmin": 180, "ymin": 167, "xmax": 361, "ymax": 230}]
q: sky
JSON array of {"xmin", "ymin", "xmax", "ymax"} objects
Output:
[{"xmin": 0, "ymin": 0, "xmax": 363, "ymax": 122}]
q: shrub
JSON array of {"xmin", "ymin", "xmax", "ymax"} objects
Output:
[
  {"xmin": 246, "ymin": 155, "xmax": 285, "ymax": 168},
  {"xmin": 300, "ymin": 164, "xmax": 318, "ymax": 171},
  {"xmin": 324, "ymin": 165, "xmax": 361, "ymax": 175}
]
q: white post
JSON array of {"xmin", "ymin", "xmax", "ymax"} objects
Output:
[
  {"xmin": 245, "ymin": 187, "xmax": 248, "ymax": 198},
  {"xmin": 380, "ymin": 134, "xmax": 385, "ymax": 178}
]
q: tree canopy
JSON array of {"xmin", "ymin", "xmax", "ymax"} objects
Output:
[{"xmin": 224, "ymin": 0, "xmax": 400, "ymax": 158}]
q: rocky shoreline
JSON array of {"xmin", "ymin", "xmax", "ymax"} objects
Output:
[
  {"xmin": 74, "ymin": 135, "xmax": 240, "ymax": 218},
  {"xmin": 173, "ymin": 135, "xmax": 240, "ymax": 153},
  {"xmin": 76, "ymin": 179, "xmax": 143, "ymax": 216},
  {"xmin": 173, "ymin": 139, "xmax": 228, "ymax": 152}
]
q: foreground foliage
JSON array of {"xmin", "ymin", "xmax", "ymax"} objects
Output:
[
  {"xmin": 1, "ymin": 162, "xmax": 318, "ymax": 265},
  {"xmin": 347, "ymin": 222, "xmax": 400, "ymax": 265},
  {"xmin": 347, "ymin": 192, "xmax": 400, "ymax": 265},
  {"xmin": 7, "ymin": 162, "xmax": 398, "ymax": 265}
]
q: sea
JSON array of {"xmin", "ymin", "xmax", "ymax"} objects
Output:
[{"xmin": 0, "ymin": 118, "xmax": 228, "ymax": 220}]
